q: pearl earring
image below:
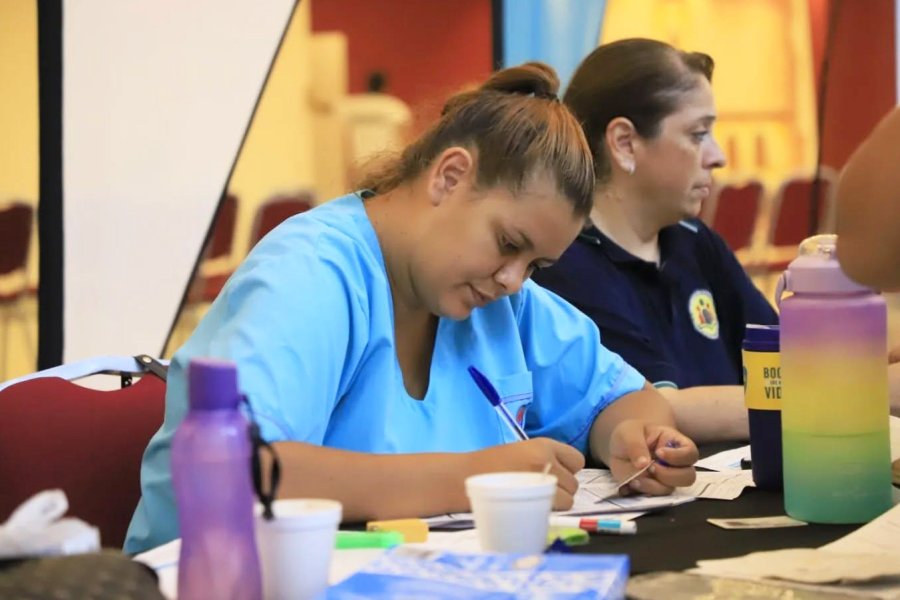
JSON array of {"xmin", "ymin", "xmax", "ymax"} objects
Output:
[{"xmin": 623, "ymin": 162, "xmax": 635, "ymax": 175}]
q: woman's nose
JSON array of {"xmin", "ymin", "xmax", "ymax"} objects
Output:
[
  {"xmin": 706, "ymin": 137, "xmax": 727, "ymax": 169},
  {"xmin": 494, "ymin": 261, "xmax": 529, "ymax": 295}
]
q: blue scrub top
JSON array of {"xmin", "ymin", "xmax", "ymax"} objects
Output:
[
  {"xmin": 533, "ymin": 220, "xmax": 778, "ymax": 390},
  {"xmin": 125, "ymin": 192, "xmax": 645, "ymax": 553}
]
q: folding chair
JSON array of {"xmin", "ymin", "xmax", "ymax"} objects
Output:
[
  {"xmin": 249, "ymin": 191, "xmax": 315, "ymax": 249},
  {"xmin": 0, "ymin": 356, "xmax": 168, "ymax": 548},
  {"xmin": 0, "ymin": 202, "xmax": 35, "ymax": 379},
  {"xmin": 709, "ymin": 181, "xmax": 765, "ymax": 255},
  {"xmin": 187, "ymin": 193, "xmax": 239, "ymax": 306},
  {"xmin": 169, "ymin": 191, "xmax": 314, "ymax": 354},
  {"xmin": 763, "ymin": 167, "xmax": 839, "ymax": 273}
]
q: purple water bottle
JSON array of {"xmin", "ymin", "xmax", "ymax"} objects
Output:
[
  {"xmin": 777, "ymin": 234, "xmax": 892, "ymax": 523},
  {"xmin": 171, "ymin": 358, "xmax": 262, "ymax": 600}
]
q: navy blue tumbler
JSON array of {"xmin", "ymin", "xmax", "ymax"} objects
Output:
[{"xmin": 742, "ymin": 324, "xmax": 782, "ymax": 490}]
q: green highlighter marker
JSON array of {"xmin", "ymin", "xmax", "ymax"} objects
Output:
[
  {"xmin": 548, "ymin": 526, "xmax": 589, "ymax": 546},
  {"xmin": 335, "ymin": 530, "xmax": 404, "ymax": 549}
]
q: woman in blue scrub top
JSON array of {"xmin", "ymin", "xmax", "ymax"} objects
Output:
[
  {"xmin": 125, "ymin": 62, "xmax": 699, "ymax": 554},
  {"xmin": 533, "ymin": 39, "xmax": 778, "ymax": 444}
]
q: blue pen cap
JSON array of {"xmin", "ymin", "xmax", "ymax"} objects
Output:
[{"xmin": 742, "ymin": 324, "xmax": 779, "ymax": 352}]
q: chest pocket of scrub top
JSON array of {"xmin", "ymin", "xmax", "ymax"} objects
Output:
[{"xmin": 492, "ymin": 371, "xmax": 534, "ymax": 442}]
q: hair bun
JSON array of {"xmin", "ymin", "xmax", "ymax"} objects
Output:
[
  {"xmin": 481, "ymin": 61, "xmax": 561, "ymax": 100},
  {"xmin": 441, "ymin": 62, "xmax": 561, "ymax": 115}
]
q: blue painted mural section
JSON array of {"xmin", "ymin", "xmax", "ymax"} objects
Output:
[{"xmin": 502, "ymin": 0, "xmax": 606, "ymax": 93}]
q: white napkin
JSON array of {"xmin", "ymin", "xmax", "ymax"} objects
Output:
[{"xmin": 0, "ymin": 490, "xmax": 100, "ymax": 558}]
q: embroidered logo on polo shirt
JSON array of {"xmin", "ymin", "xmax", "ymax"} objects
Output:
[
  {"xmin": 688, "ymin": 289, "xmax": 719, "ymax": 339},
  {"xmin": 516, "ymin": 405, "xmax": 527, "ymax": 425}
]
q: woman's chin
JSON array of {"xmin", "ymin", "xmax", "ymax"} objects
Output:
[
  {"xmin": 683, "ymin": 200, "xmax": 704, "ymax": 220},
  {"xmin": 437, "ymin": 300, "xmax": 474, "ymax": 321}
]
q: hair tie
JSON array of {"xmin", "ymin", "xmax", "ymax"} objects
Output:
[{"xmin": 534, "ymin": 91, "xmax": 560, "ymax": 102}]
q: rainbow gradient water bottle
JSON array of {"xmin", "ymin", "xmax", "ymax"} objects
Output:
[{"xmin": 776, "ymin": 234, "xmax": 892, "ymax": 524}]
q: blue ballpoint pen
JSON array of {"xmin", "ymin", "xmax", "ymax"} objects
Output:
[{"xmin": 467, "ymin": 366, "xmax": 529, "ymax": 441}]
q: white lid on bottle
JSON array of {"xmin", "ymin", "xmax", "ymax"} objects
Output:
[{"xmin": 781, "ymin": 234, "xmax": 873, "ymax": 295}]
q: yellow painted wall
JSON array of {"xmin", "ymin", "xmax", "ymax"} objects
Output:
[
  {"xmin": 0, "ymin": 0, "xmax": 39, "ymax": 378},
  {"xmin": 0, "ymin": 0, "xmax": 39, "ymax": 286},
  {"xmin": 167, "ymin": 1, "xmax": 349, "ymax": 354},
  {"xmin": 601, "ymin": 0, "xmax": 818, "ymax": 190},
  {"xmin": 227, "ymin": 1, "xmax": 317, "ymax": 260},
  {"xmin": 0, "ymin": 0, "xmax": 39, "ymax": 204},
  {"xmin": 225, "ymin": 1, "xmax": 348, "ymax": 263},
  {"xmin": 309, "ymin": 31, "xmax": 350, "ymax": 200}
]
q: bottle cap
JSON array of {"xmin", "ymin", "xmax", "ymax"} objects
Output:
[
  {"xmin": 781, "ymin": 234, "xmax": 873, "ymax": 295},
  {"xmin": 188, "ymin": 357, "xmax": 241, "ymax": 411}
]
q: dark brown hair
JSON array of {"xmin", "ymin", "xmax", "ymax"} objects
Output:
[
  {"xmin": 357, "ymin": 62, "xmax": 595, "ymax": 218},
  {"xmin": 564, "ymin": 38, "xmax": 714, "ymax": 182}
]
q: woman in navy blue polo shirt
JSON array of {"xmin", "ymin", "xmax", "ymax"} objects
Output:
[{"xmin": 533, "ymin": 38, "xmax": 777, "ymax": 443}]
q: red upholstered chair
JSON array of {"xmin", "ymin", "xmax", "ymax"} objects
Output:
[
  {"xmin": 0, "ymin": 357, "xmax": 166, "ymax": 548},
  {"xmin": 186, "ymin": 193, "xmax": 239, "ymax": 307},
  {"xmin": 184, "ymin": 191, "xmax": 312, "ymax": 313},
  {"xmin": 0, "ymin": 202, "xmax": 35, "ymax": 379},
  {"xmin": 171, "ymin": 192, "xmax": 314, "ymax": 352},
  {"xmin": 763, "ymin": 168, "xmax": 838, "ymax": 273},
  {"xmin": 174, "ymin": 195, "xmax": 239, "ymax": 347},
  {"xmin": 709, "ymin": 181, "xmax": 764, "ymax": 253},
  {"xmin": 249, "ymin": 191, "xmax": 315, "ymax": 249}
]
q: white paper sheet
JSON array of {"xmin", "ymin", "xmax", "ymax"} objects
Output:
[
  {"xmin": 823, "ymin": 502, "xmax": 900, "ymax": 556},
  {"xmin": 697, "ymin": 548, "xmax": 900, "ymax": 585},
  {"xmin": 564, "ymin": 468, "xmax": 696, "ymax": 515},
  {"xmin": 425, "ymin": 468, "xmax": 699, "ymax": 528},
  {"xmin": 690, "ymin": 494, "xmax": 900, "ymax": 599},
  {"xmin": 696, "ymin": 445, "xmax": 751, "ymax": 471},
  {"xmin": 692, "ymin": 555, "xmax": 900, "ymax": 599},
  {"xmin": 683, "ymin": 470, "xmax": 756, "ymax": 500},
  {"xmin": 572, "ymin": 468, "xmax": 752, "ymax": 508}
]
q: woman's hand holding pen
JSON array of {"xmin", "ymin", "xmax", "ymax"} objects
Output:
[
  {"xmin": 607, "ymin": 420, "xmax": 698, "ymax": 496},
  {"xmin": 465, "ymin": 367, "xmax": 583, "ymax": 508},
  {"xmin": 466, "ymin": 438, "xmax": 585, "ymax": 510}
]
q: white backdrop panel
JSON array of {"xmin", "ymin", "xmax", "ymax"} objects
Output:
[{"xmin": 63, "ymin": 0, "xmax": 295, "ymax": 362}]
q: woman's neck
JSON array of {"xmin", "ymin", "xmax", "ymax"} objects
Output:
[
  {"xmin": 590, "ymin": 186, "xmax": 663, "ymax": 265},
  {"xmin": 364, "ymin": 187, "xmax": 429, "ymax": 319},
  {"xmin": 363, "ymin": 186, "xmax": 438, "ymax": 400}
]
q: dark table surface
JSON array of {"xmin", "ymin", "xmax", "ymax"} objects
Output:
[
  {"xmin": 573, "ymin": 443, "xmax": 863, "ymax": 574},
  {"xmin": 572, "ymin": 486, "xmax": 858, "ymax": 573}
]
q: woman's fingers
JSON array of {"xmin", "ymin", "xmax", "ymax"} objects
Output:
[
  {"xmin": 649, "ymin": 462, "xmax": 696, "ymax": 488},
  {"xmin": 628, "ymin": 476, "xmax": 673, "ymax": 496}
]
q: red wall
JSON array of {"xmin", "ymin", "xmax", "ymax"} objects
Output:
[
  {"xmin": 809, "ymin": 0, "xmax": 896, "ymax": 169},
  {"xmin": 311, "ymin": 0, "xmax": 493, "ymax": 128},
  {"xmin": 312, "ymin": 0, "xmax": 896, "ymax": 170}
]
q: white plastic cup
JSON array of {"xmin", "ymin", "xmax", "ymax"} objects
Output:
[
  {"xmin": 465, "ymin": 472, "xmax": 556, "ymax": 554},
  {"xmin": 254, "ymin": 498, "xmax": 342, "ymax": 600}
]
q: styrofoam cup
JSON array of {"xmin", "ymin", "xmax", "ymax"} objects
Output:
[
  {"xmin": 254, "ymin": 498, "xmax": 342, "ymax": 600},
  {"xmin": 465, "ymin": 472, "xmax": 556, "ymax": 554}
]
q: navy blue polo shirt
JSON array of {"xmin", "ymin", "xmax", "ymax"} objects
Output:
[{"xmin": 532, "ymin": 220, "xmax": 778, "ymax": 389}]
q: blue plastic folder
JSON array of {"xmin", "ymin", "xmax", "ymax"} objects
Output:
[{"xmin": 324, "ymin": 547, "xmax": 629, "ymax": 599}]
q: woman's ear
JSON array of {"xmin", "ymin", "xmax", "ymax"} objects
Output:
[
  {"xmin": 427, "ymin": 147, "xmax": 474, "ymax": 205},
  {"xmin": 605, "ymin": 117, "xmax": 638, "ymax": 175}
]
